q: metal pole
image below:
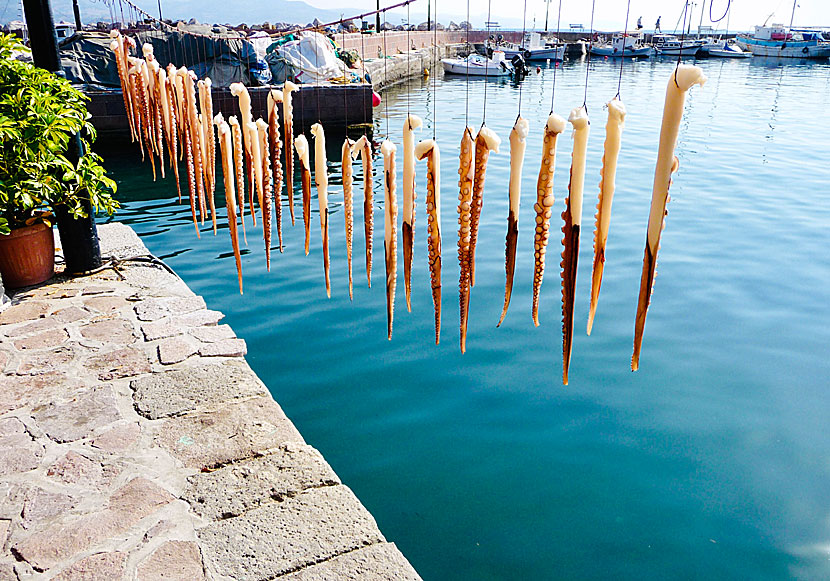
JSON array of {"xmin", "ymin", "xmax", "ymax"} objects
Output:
[
  {"xmin": 72, "ymin": 0, "xmax": 82, "ymax": 32},
  {"xmin": 427, "ymin": 0, "xmax": 431, "ymax": 31},
  {"xmin": 544, "ymin": 0, "xmax": 550, "ymax": 32},
  {"xmin": 157, "ymin": 0, "xmax": 163, "ymax": 22},
  {"xmin": 22, "ymin": 0, "xmax": 60, "ymax": 72},
  {"xmin": 376, "ymin": 0, "xmax": 381, "ymax": 32}
]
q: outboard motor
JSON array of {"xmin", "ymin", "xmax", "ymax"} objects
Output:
[{"xmin": 511, "ymin": 53, "xmax": 528, "ymax": 76}]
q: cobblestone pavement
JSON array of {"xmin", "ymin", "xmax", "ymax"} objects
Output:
[{"xmin": 0, "ymin": 224, "xmax": 420, "ymax": 580}]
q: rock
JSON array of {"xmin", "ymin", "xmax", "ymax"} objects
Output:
[
  {"xmin": 13, "ymin": 328, "xmax": 68, "ymax": 351},
  {"xmin": 141, "ymin": 320, "xmax": 181, "ymax": 342},
  {"xmin": 82, "ymin": 296, "xmax": 130, "ymax": 314},
  {"xmin": 135, "ymin": 296, "xmax": 205, "ymax": 321},
  {"xmin": 0, "ymin": 419, "xmax": 43, "ymax": 476},
  {"xmin": 0, "ymin": 518, "xmax": 10, "ymax": 546},
  {"xmin": 198, "ymin": 338, "xmax": 247, "ymax": 358},
  {"xmin": 52, "ymin": 306, "xmax": 89, "ymax": 324},
  {"xmin": 21, "ymin": 487, "xmax": 76, "ymax": 530},
  {"xmin": 0, "ymin": 371, "xmax": 67, "ymax": 414},
  {"xmin": 108, "ymin": 477, "xmax": 174, "ymax": 515},
  {"xmin": 178, "ymin": 310, "xmax": 224, "ymax": 327},
  {"xmin": 33, "ymin": 385, "xmax": 120, "ymax": 443},
  {"xmin": 51, "ymin": 551, "xmax": 127, "ymax": 580},
  {"xmin": 156, "ymin": 337, "xmax": 197, "ymax": 365},
  {"xmin": 279, "ymin": 543, "xmax": 422, "ymax": 581},
  {"xmin": 136, "ymin": 541, "xmax": 205, "ymax": 580},
  {"xmin": 5, "ymin": 317, "xmax": 60, "ymax": 337},
  {"xmin": 183, "ymin": 443, "xmax": 339, "ymax": 520},
  {"xmin": 189, "ymin": 324, "xmax": 235, "ymax": 343},
  {"xmin": 79, "ymin": 319, "xmax": 135, "ymax": 344},
  {"xmin": 198, "ymin": 486, "xmax": 384, "ymax": 580},
  {"xmin": 0, "ymin": 301, "xmax": 49, "ymax": 325},
  {"xmin": 132, "ymin": 361, "xmax": 266, "ymax": 420},
  {"xmin": 91, "ymin": 422, "xmax": 140, "ymax": 453},
  {"xmin": 0, "ymin": 563, "xmax": 15, "ymax": 580},
  {"xmin": 46, "ymin": 451, "xmax": 103, "ymax": 486},
  {"xmin": 17, "ymin": 345, "xmax": 76, "ymax": 375},
  {"xmin": 83, "ymin": 346, "xmax": 151, "ymax": 380},
  {"xmin": 155, "ymin": 396, "xmax": 303, "ymax": 469},
  {"xmin": 81, "ymin": 285, "xmax": 116, "ymax": 295}
]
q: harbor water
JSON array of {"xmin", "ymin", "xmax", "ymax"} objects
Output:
[{"xmin": 104, "ymin": 55, "xmax": 830, "ymax": 579}]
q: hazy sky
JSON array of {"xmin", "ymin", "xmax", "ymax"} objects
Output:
[{"xmin": 319, "ymin": 0, "xmax": 830, "ymax": 31}]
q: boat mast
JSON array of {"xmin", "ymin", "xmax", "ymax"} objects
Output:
[{"xmin": 698, "ymin": 0, "xmax": 706, "ymax": 37}]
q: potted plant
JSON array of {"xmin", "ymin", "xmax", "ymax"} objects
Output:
[{"xmin": 0, "ymin": 33, "xmax": 118, "ymax": 288}]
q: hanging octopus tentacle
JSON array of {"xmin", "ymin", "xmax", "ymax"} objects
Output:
[
  {"xmin": 381, "ymin": 140, "xmax": 398, "ymax": 340},
  {"xmin": 230, "ymin": 83, "xmax": 256, "ymax": 226},
  {"xmin": 216, "ymin": 114, "xmax": 243, "ymax": 294},
  {"xmin": 181, "ymin": 68, "xmax": 205, "ymax": 222},
  {"xmin": 109, "ymin": 34, "xmax": 137, "ymax": 142},
  {"xmin": 311, "ymin": 123, "xmax": 331, "ymax": 297},
  {"xmin": 228, "ymin": 117, "xmax": 248, "ymax": 245},
  {"xmin": 164, "ymin": 71, "xmax": 181, "ymax": 202},
  {"xmin": 256, "ymin": 119, "xmax": 273, "ymax": 270},
  {"xmin": 633, "ymin": 65, "xmax": 706, "ymax": 371},
  {"xmin": 457, "ymin": 127, "xmax": 475, "ymax": 353},
  {"xmin": 402, "ymin": 114, "xmax": 423, "ymax": 312},
  {"xmin": 282, "ymin": 81, "xmax": 298, "ymax": 226},
  {"xmin": 354, "ymin": 136, "xmax": 373, "ymax": 287},
  {"xmin": 294, "ymin": 135, "xmax": 312, "ymax": 256},
  {"xmin": 415, "ymin": 139, "xmax": 442, "ymax": 345},
  {"xmin": 343, "ymin": 138, "xmax": 356, "ymax": 300},
  {"xmin": 268, "ymin": 90, "xmax": 284, "ymax": 252},
  {"xmin": 588, "ymin": 98, "xmax": 626, "ymax": 335},
  {"xmin": 469, "ymin": 126, "xmax": 500, "ymax": 288},
  {"xmin": 531, "ymin": 113, "xmax": 566, "ymax": 326},
  {"xmin": 498, "ymin": 116, "xmax": 529, "ymax": 327},
  {"xmin": 179, "ymin": 81, "xmax": 199, "ymax": 237},
  {"xmin": 127, "ymin": 69, "xmax": 144, "ymax": 160}
]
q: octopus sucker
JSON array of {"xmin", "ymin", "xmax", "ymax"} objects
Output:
[
  {"xmin": 531, "ymin": 113, "xmax": 567, "ymax": 327},
  {"xmin": 402, "ymin": 114, "xmax": 423, "ymax": 312},
  {"xmin": 268, "ymin": 90, "xmax": 284, "ymax": 252},
  {"xmin": 127, "ymin": 71, "xmax": 144, "ymax": 158},
  {"xmin": 311, "ymin": 123, "xmax": 331, "ymax": 297},
  {"xmin": 294, "ymin": 135, "xmax": 312, "ymax": 256},
  {"xmin": 342, "ymin": 137, "xmax": 356, "ymax": 300},
  {"xmin": 469, "ymin": 126, "xmax": 500, "ymax": 288},
  {"xmin": 560, "ymin": 105, "xmax": 590, "ymax": 386},
  {"xmin": 587, "ymin": 98, "xmax": 626, "ymax": 336},
  {"xmin": 415, "ymin": 139, "xmax": 442, "ymax": 345},
  {"xmin": 632, "ymin": 65, "xmax": 706, "ymax": 371},
  {"xmin": 282, "ymin": 81, "xmax": 298, "ymax": 225},
  {"xmin": 353, "ymin": 135, "xmax": 374, "ymax": 287},
  {"xmin": 228, "ymin": 116, "xmax": 248, "ymax": 245},
  {"xmin": 215, "ymin": 114, "xmax": 243, "ymax": 294},
  {"xmin": 381, "ymin": 140, "xmax": 398, "ymax": 340},
  {"xmin": 497, "ymin": 116, "xmax": 529, "ymax": 327},
  {"xmin": 457, "ymin": 127, "xmax": 475, "ymax": 353},
  {"xmin": 256, "ymin": 119, "xmax": 273, "ymax": 270}
]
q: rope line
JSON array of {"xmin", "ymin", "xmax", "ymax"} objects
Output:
[
  {"xmin": 482, "ymin": 0, "xmax": 492, "ymax": 126},
  {"xmin": 517, "ymin": 0, "xmax": 527, "ymax": 118},
  {"xmin": 465, "ymin": 0, "xmax": 470, "ymax": 127},
  {"xmin": 549, "ymin": 0, "xmax": 562, "ymax": 113},
  {"xmin": 616, "ymin": 0, "xmax": 632, "ymax": 99},
  {"xmin": 583, "ymin": 0, "xmax": 596, "ymax": 109},
  {"xmin": 432, "ymin": 0, "xmax": 437, "ymax": 139}
]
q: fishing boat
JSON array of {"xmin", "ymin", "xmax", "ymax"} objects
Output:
[
  {"xmin": 736, "ymin": 24, "xmax": 830, "ymax": 59},
  {"xmin": 707, "ymin": 41, "xmax": 752, "ymax": 58},
  {"xmin": 652, "ymin": 34, "xmax": 704, "ymax": 56},
  {"xmin": 590, "ymin": 33, "xmax": 653, "ymax": 57},
  {"xmin": 498, "ymin": 32, "xmax": 565, "ymax": 61},
  {"xmin": 441, "ymin": 51, "xmax": 515, "ymax": 76}
]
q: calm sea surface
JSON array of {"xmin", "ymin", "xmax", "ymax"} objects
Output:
[{"xmin": 103, "ymin": 55, "xmax": 830, "ymax": 579}]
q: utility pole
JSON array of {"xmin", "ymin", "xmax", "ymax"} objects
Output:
[
  {"xmin": 71, "ymin": 0, "xmax": 81, "ymax": 32},
  {"xmin": 376, "ymin": 0, "xmax": 381, "ymax": 33},
  {"xmin": 427, "ymin": 0, "xmax": 431, "ymax": 32},
  {"xmin": 157, "ymin": 0, "xmax": 163, "ymax": 23},
  {"xmin": 544, "ymin": 0, "xmax": 550, "ymax": 32}
]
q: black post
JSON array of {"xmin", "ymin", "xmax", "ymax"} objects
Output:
[
  {"xmin": 427, "ymin": 0, "xmax": 431, "ymax": 32},
  {"xmin": 157, "ymin": 0, "xmax": 163, "ymax": 22},
  {"xmin": 23, "ymin": 0, "xmax": 103, "ymax": 274},
  {"xmin": 72, "ymin": 0, "xmax": 82, "ymax": 32},
  {"xmin": 544, "ymin": 0, "xmax": 550, "ymax": 32},
  {"xmin": 376, "ymin": 0, "xmax": 381, "ymax": 32}
]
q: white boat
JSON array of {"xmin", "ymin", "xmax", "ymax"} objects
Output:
[
  {"xmin": 707, "ymin": 41, "xmax": 751, "ymax": 58},
  {"xmin": 441, "ymin": 51, "xmax": 515, "ymax": 76},
  {"xmin": 498, "ymin": 32, "xmax": 565, "ymax": 61},
  {"xmin": 736, "ymin": 24, "xmax": 830, "ymax": 59},
  {"xmin": 590, "ymin": 33, "xmax": 653, "ymax": 57},
  {"xmin": 652, "ymin": 34, "xmax": 704, "ymax": 56}
]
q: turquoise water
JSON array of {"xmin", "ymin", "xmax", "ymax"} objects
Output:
[{"xmin": 104, "ymin": 56, "xmax": 830, "ymax": 579}]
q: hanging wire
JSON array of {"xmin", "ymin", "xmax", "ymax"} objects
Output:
[
  {"xmin": 383, "ymin": 11, "xmax": 389, "ymax": 137},
  {"xmin": 710, "ymin": 0, "xmax": 731, "ymax": 23},
  {"xmin": 360, "ymin": 28, "xmax": 367, "ymax": 132},
  {"xmin": 583, "ymin": 0, "xmax": 597, "ymax": 109},
  {"xmin": 675, "ymin": 0, "xmax": 690, "ymax": 87},
  {"xmin": 549, "ymin": 0, "xmax": 562, "ymax": 113},
  {"xmin": 314, "ymin": 25, "xmax": 321, "ymax": 123},
  {"xmin": 517, "ymin": 0, "xmax": 528, "ymax": 119},
  {"xmin": 481, "ymin": 0, "xmax": 492, "ymax": 126},
  {"xmin": 464, "ymin": 0, "xmax": 470, "ymax": 127},
  {"xmin": 342, "ymin": 22, "xmax": 348, "ymax": 130},
  {"xmin": 616, "ymin": 0, "xmax": 632, "ymax": 99},
  {"xmin": 406, "ymin": 1, "xmax": 411, "ymax": 125},
  {"xmin": 432, "ymin": 0, "xmax": 437, "ymax": 139}
]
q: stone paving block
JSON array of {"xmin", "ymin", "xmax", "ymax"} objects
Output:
[
  {"xmin": 136, "ymin": 297, "xmax": 206, "ymax": 321},
  {"xmin": 46, "ymin": 451, "xmax": 103, "ymax": 487},
  {"xmin": 0, "ymin": 350, "xmax": 9, "ymax": 372},
  {"xmin": 0, "ymin": 419, "xmax": 43, "ymax": 476},
  {"xmin": 16, "ymin": 345, "xmax": 76, "ymax": 375},
  {"xmin": 79, "ymin": 319, "xmax": 136, "ymax": 344},
  {"xmin": 13, "ymin": 328, "xmax": 68, "ymax": 351},
  {"xmin": 198, "ymin": 485, "xmax": 384, "ymax": 581},
  {"xmin": 189, "ymin": 324, "xmax": 235, "ymax": 343},
  {"xmin": 178, "ymin": 310, "xmax": 224, "ymax": 327},
  {"xmin": 198, "ymin": 338, "xmax": 247, "ymax": 358},
  {"xmin": 83, "ymin": 346, "xmax": 151, "ymax": 380},
  {"xmin": 136, "ymin": 540, "xmax": 205, "ymax": 581},
  {"xmin": 132, "ymin": 360, "xmax": 266, "ymax": 420},
  {"xmin": 0, "ymin": 518, "xmax": 9, "ymax": 547},
  {"xmin": 52, "ymin": 306, "xmax": 90, "ymax": 324},
  {"xmin": 0, "ymin": 301, "xmax": 49, "ymax": 325},
  {"xmin": 32, "ymin": 385, "xmax": 120, "ymax": 443},
  {"xmin": 82, "ymin": 296, "xmax": 131, "ymax": 314},
  {"xmin": 155, "ymin": 396, "xmax": 304, "ymax": 469},
  {"xmin": 5, "ymin": 317, "xmax": 60, "ymax": 337},
  {"xmin": 51, "ymin": 551, "xmax": 127, "ymax": 580},
  {"xmin": 0, "ymin": 563, "xmax": 14, "ymax": 580},
  {"xmin": 21, "ymin": 488, "xmax": 76, "ymax": 530},
  {"xmin": 141, "ymin": 319, "xmax": 182, "ymax": 342},
  {"xmin": 183, "ymin": 443, "xmax": 340, "ymax": 521},
  {"xmin": 11, "ymin": 478, "xmax": 173, "ymax": 572},
  {"xmin": 81, "ymin": 285, "xmax": 116, "ymax": 296},
  {"xmin": 0, "ymin": 372, "xmax": 67, "ymax": 414},
  {"xmin": 157, "ymin": 336, "xmax": 197, "ymax": 365},
  {"xmin": 279, "ymin": 542, "xmax": 422, "ymax": 581},
  {"xmin": 91, "ymin": 422, "xmax": 140, "ymax": 453}
]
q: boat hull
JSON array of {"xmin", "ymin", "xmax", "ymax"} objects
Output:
[
  {"xmin": 707, "ymin": 48, "xmax": 751, "ymax": 58},
  {"xmin": 655, "ymin": 46, "xmax": 701, "ymax": 56},
  {"xmin": 590, "ymin": 45, "xmax": 653, "ymax": 57},
  {"xmin": 500, "ymin": 46, "xmax": 565, "ymax": 61},
  {"xmin": 441, "ymin": 58, "xmax": 512, "ymax": 76},
  {"xmin": 736, "ymin": 36, "xmax": 830, "ymax": 58}
]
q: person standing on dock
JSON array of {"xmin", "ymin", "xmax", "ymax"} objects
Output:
[
  {"xmin": 637, "ymin": 16, "xmax": 643, "ymax": 30},
  {"xmin": 655, "ymin": 16, "xmax": 661, "ymax": 32}
]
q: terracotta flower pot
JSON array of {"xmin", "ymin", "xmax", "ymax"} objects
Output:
[{"xmin": 0, "ymin": 223, "xmax": 55, "ymax": 289}]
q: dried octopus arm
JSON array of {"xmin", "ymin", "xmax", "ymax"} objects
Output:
[
  {"xmin": 561, "ymin": 106, "xmax": 590, "ymax": 386},
  {"xmin": 180, "ymin": 68, "xmax": 205, "ymax": 223},
  {"xmin": 163, "ymin": 73, "xmax": 181, "ymax": 202},
  {"xmin": 267, "ymin": 89, "xmax": 284, "ymax": 252},
  {"xmin": 172, "ymin": 69, "xmax": 186, "ymax": 159},
  {"xmin": 294, "ymin": 135, "xmax": 312, "ymax": 256},
  {"xmin": 256, "ymin": 119, "xmax": 273, "ymax": 271},
  {"xmin": 497, "ymin": 116, "xmax": 529, "ymax": 327},
  {"xmin": 415, "ymin": 139, "xmax": 442, "ymax": 345},
  {"xmin": 109, "ymin": 35, "xmax": 136, "ymax": 142},
  {"xmin": 246, "ymin": 121, "xmax": 265, "ymax": 230},
  {"xmin": 131, "ymin": 60, "xmax": 156, "ymax": 180},
  {"xmin": 178, "ymin": 79, "xmax": 198, "ymax": 237},
  {"xmin": 381, "ymin": 139, "xmax": 398, "ymax": 340},
  {"xmin": 342, "ymin": 137, "xmax": 356, "ymax": 300},
  {"xmin": 230, "ymin": 83, "xmax": 256, "ymax": 224},
  {"xmin": 457, "ymin": 127, "xmax": 475, "ymax": 353},
  {"xmin": 216, "ymin": 115, "xmax": 243, "ymax": 294},
  {"xmin": 310, "ymin": 123, "xmax": 331, "ymax": 298},
  {"xmin": 200, "ymin": 78, "xmax": 216, "ymax": 200},
  {"xmin": 282, "ymin": 81, "xmax": 298, "ymax": 225},
  {"xmin": 126, "ymin": 67, "xmax": 143, "ymax": 160},
  {"xmin": 587, "ymin": 98, "xmax": 626, "ymax": 336},
  {"xmin": 632, "ymin": 65, "xmax": 706, "ymax": 371},
  {"xmin": 228, "ymin": 116, "xmax": 247, "ymax": 244},
  {"xmin": 353, "ymin": 135, "xmax": 373, "ymax": 287},
  {"xmin": 402, "ymin": 114, "xmax": 423, "ymax": 312},
  {"xmin": 197, "ymin": 82, "xmax": 214, "ymax": 227},
  {"xmin": 469, "ymin": 126, "xmax": 501, "ymax": 287},
  {"xmin": 531, "ymin": 113, "xmax": 567, "ymax": 327},
  {"xmin": 148, "ymin": 61, "xmax": 165, "ymax": 179}
]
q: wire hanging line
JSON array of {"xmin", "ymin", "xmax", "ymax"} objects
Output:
[
  {"xmin": 383, "ymin": 10, "xmax": 389, "ymax": 137},
  {"xmin": 616, "ymin": 0, "xmax": 632, "ymax": 99},
  {"xmin": 432, "ymin": 0, "xmax": 437, "ymax": 140},
  {"xmin": 674, "ymin": 0, "xmax": 690, "ymax": 86},
  {"xmin": 406, "ymin": 1, "xmax": 411, "ymax": 125},
  {"xmin": 464, "ymin": 0, "xmax": 470, "ymax": 128},
  {"xmin": 549, "ymin": 0, "xmax": 562, "ymax": 114},
  {"xmin": 517, "ymin": 0, "xmax": 528, "ymax": 119},
  {"xmin": 583, "ymin": 0, "xmax": 597, "ymax": 109},
  {"xmin": 709, "ymin": 0, "xmax": 732, "ymax": 23},
  {"xmin": 481, "ymin": 0, "xmax": 493, "ymax": 126}
]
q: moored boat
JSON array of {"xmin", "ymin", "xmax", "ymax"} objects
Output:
[
  {"xmin": 441, "ymin": 51, "xmax": 515, "ymax": 76},
  {"xmin": 498, "ymin": 32, "xmax": 565, "ymax": 61},
  {"xmin": 652, "ymin": 34, "xmax": 704, "ymax": 56},
  {"xmin": 590, "ymin": 33, "xmax": 653, "ymax": 57},
  {"xmin": 736, "ymin": 24, "xmax": 830, "ymax": 59},
  {"xmin": 707, "ymin": 41, "xmax": 752, "ymax": 58}
]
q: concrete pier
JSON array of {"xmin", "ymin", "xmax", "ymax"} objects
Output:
[{"xmin": 0, "ymin": 223, "xmax": 420, "ymax": 580}]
